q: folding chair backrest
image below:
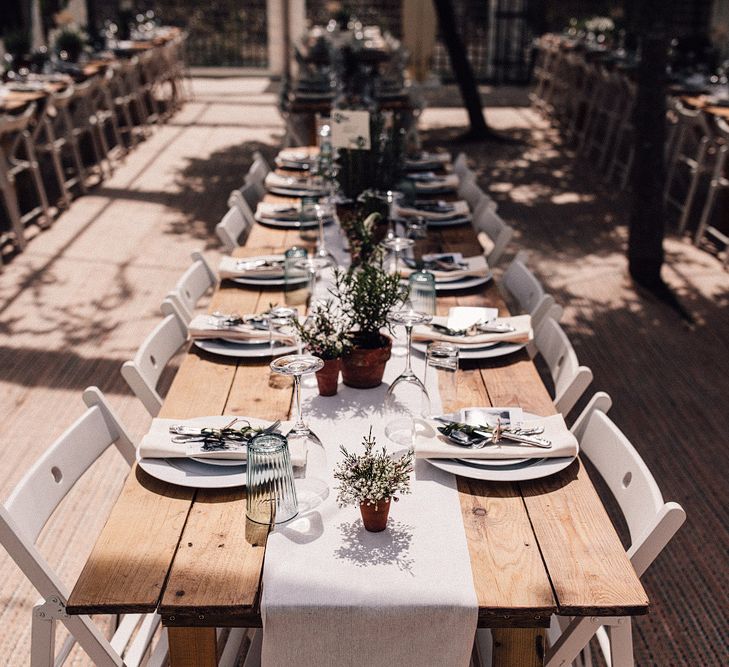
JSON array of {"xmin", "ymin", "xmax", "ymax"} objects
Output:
[
  {"xmin": 575, "ymin": 405, "xmax": 686, "ymax": 576},
  {"xmin": 534, "ymin": 317, "xmax": 593, "ymax": 416},
  {"xmin": 457, "ymin": 173, "xmax": 481, "ymax": 208},
  {"xmin": 216, "ymin": 205, "xmax": 250, "ymax": 252},
  {"xmin": 164, "ymin": 252, "xmax": 216, "ymax": 323},
  {"xmin": 473, "ymin": 207, "xmax": 513, "ymax": 267},
  {"xmin": 502, "ymin": 252, "xmax": 562, "ymax": 329},
  {"xmin": 453, "ymin": 152, "xmax": 468, "ymax": 177},
  {"xmin": 2, "ymin": 388, "xmax": 134, "ymax": 546},
  {"xmin": 121, "ymin": 314, "xmax": 187, "ymax": 416},
  {"xmin": 245, "ymin": 153, "xmax": 270, "ymax": 185}
]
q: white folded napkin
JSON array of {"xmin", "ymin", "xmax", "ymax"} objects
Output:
[
  {"xmin": 404, "ymin": 152, "xmax": 452, "ymax": 167},
  {"xmin": 411, "ymin": 313, "xmax": 532, "ymax": 346},
  {"xmin": 138, "ymin": 417, "xmax": 307, "ymax": 467},
  {"xmin": 412, "ymin": 173, "xmax": 459, "ymax": 191},
  {"xmin": 188, "ymin": 314, "xmax": 295, "ymax": 345},
  {"xmin": 265, "ymin": 172, "xmax": 323, "ymax": 193},
  {"xmin": 255, "ymin": 202, "xmax": 301, "ymax": 221},
  {"xmin": 399, "ymin": 254, "xmax": 489, "ymax": 282},
  {"xmin": 218, "ymin": 255, "xmax": 284, "ymax": 280},
  {"xmin": 394, "ymin": 200, "xmax": 470, "ymax": 221},
  {"xmin": 277, "ymin": 148, "xmax": 317, "ymax": 163},
  {"xmin": 415, "ymin": 413, "xmax": 578, "ymax": 460}
]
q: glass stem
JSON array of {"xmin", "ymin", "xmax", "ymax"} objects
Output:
[
  {"xmin": 404, "ymin": 325, "xmax": 413, "ymax": 375},
  {"xmin": 293, "ymin": 373, "xmax": 305, "ymax": 431}
]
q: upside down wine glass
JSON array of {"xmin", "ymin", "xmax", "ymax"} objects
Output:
[{"xmin": 384, "ymin": 308, "xmax": 433, "ymax": 445}]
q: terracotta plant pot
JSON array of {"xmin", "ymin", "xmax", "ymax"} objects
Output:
[
  {"xmin": 315, "ymin": 358, "xmax": 341, "ymax": 396},
  {"xmin": 341, "ymin": 336, "xmax": 392, "ymax": 389},
  {"xmin": 360, "ymin": 498, "xmax": 391, "ymax": 532}
]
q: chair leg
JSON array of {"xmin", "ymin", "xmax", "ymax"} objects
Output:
[
  {"xmin": 694, "ymin": 148, "xmax": 726, "ymax": 245},
  {"xmin": 607, "ymin": 619, "xmax": 634, "ymax": 667},
  {"xmin": 0, "ymin": 149, "xmax": 27, "ymax": 249},
  {"xmin": 47, "ymin": 131, "xmax": 73, "ymax": 208},
  {"xmin": 23, "ymin": 134, "xmax": 51, "ymax": 227},
  {"xmin": 677, "ymin": 139, "xmax": 709, "ymax": 234},
  {"xmin": 31, "ymin": 604, "xmax": 56, "ymax": 667}
]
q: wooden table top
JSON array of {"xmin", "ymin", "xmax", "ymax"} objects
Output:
[
  {"xmin": 681, "ymin": 95, "xmax": 729, "ymax": 121},
  {"xmin": 66, "ymin": 197, "xmax": 647, "ymax": 634}
]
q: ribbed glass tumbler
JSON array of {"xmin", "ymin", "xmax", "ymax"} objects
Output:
[{"xmin": 246, "ymin": 433, "xmax": 299, "ymax": 525}]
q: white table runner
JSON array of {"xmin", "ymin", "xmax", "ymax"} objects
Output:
[{"xmin": 261, "ymin": 339, "xmax": 478, "ymax": 666}]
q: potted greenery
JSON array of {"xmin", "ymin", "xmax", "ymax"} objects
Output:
[
  {"xmin": 339, "ymin": 211, "xmax": 382, "ymax": 267},
  {"xmin": 334, "ymin": 428, "xmax": 414, "ymax": 532},
  {"xmin": 292, "ymin": 300, "xmax": 350, "ymax": 396},
  {"xmin": 331, "ymin": 260, "xmax": 406, "ymax": 388}
]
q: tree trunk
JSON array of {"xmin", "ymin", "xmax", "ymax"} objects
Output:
[
  {"xmin": 432, "ymin": 0, "xmax": 498, "ymax": 141},
  {"xmin": 628, "ymin": 0, "xmax": 668, "ymax": 288}
]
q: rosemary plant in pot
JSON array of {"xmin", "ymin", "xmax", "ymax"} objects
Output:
[
  {"xmin": 292, "ymin": 300, "xmax": 350, "ymax": 396},
  {"xmin": 334, "ymin": 428, "xmax": 414, "ymax": 532},
  {"xmin": 331, "ymin": 260, "xmax": 406, "ymax": 388}
]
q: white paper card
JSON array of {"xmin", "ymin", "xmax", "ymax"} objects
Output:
[
  {"xmin": 331, "ymin": 109, "xmax": 371, "ymax": 149},
  {"xmin": 447, "ymin": 306, "xmax": 499, "ymax": 331}
]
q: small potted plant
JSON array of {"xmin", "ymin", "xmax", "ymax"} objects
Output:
[
  {"xmin": 55, "ymin": 28, "xmax": 86, "ymax": 62},
  {"xmin": 292, "ymin": 300, "xmax": 350, "ymax": 396},
  {"xmin": 339, "ymin": 211, "xmax": 382, "ymax": 267},
  {"xmin": 334, "ymin": 428, "xmax": 414, "ymax": 532},
  {"xmin": 331, "ymin": 259, "xmax": 406, "ymax": 388}
]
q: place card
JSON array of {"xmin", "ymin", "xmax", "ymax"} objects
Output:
[{"xmin": 331, "ymin": 109, "xmax": 371, "ymax": 150}]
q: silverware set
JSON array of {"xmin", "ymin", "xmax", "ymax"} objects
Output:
[
  {"xmin": 430, "ymin": 321, "xmax": 516, "ymax": 337},
  {"xmin": 434, "ymin": 417, "xmax": 552, "ymax": 449},
  {"xmin": 169, "ymin": 419, "xmax": 282, "ymax": 450}
]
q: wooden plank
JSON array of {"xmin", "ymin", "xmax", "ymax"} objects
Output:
[
  {"xmin": 67, "ymin": 467, "xmax": 193, "ymax": 614},
  {"xmin": 492, "ymin": 628, "xmax": 546, "ymax": 667},
  {"xmin": 168, "ymin": 627, "xmax": 217, "ymax": 667}
]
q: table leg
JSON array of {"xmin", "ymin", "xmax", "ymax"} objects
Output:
[
  {"xmin": 491, "ymin": 628, "xmax": 546, "ymax": 667},
  {"xmin": 168, "ymin": 627, "xmax": 218, "ymax": 667}
]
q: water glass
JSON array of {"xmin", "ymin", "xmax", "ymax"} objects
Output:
[
  {"xmin": 299, "ymin": 196, "xmax": 319, "ymax": 243},
  {"xmin": 424, "ymin": 342, "xmax": 459, "ymax": 411},
  {"xmin": 406, "ymin": 217, "xmax": 428, "ymax": 262},
  {"xmin": 408, "ymin": 271, "xmax": 436, "ymax": 316},
  {"xmin": 284, "ymin": 246, "xmax": 309, "ymax": 306},
  {"xmin": 246, "ymin": 432, "xmax": 298, "ymax": 525}
]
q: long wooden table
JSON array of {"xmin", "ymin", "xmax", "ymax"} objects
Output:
[{"xmin": 66, "ymin": 200, "xmax": 648, "ymax": 666}]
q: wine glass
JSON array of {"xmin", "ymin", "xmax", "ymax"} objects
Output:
[
  {"xmin": 294, "ymin": 254, "xmax": 334, "ymax": 305},
  {"xmin": 270, "ymin": 354, "xmax": 325, "ymax": 444},
  {"xmin": 268, "ymin": 306, "xmax": 298, "ymax": 355},
  {"xmin": 381, "ymin": 236, "xmax": 414, "ymax": 274},
  {"xmin": 384, "ymin": 308, "xmax": 432, "ymax": 445}
]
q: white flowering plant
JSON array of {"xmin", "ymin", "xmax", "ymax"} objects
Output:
[
  {"xmin": 293, "ymin": 299, "xmax": 351, "ymax": 360},
  {"xmin": 334, "ymin": 428, "xmax": 414, "ymax": 510}
]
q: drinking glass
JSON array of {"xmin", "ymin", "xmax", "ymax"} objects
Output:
[
  {"xmin": 268, "ymin": 306, "xmax": 298, "ymax": 355},
  {"xmin": 384, "ymin": 309, "xmax": 432, "ymax": 445},
  {"xmin": 382, "ymin": 236, "xmax": 414, "ymax": 274},
  {"xmin": 299, "ymin": 195, "xmax": 319, "ymax": 243},
  {"xmin": 424, "ymin": 342, "xmax": 459, "ymax": 412},
  {"xmin": 270, "ymin": 354, "xmax": 324, "ymax": 444},
  {"xmin": 284, "ymin": 246, "xmax": 309, "ymax": 306},
  {"xmin": 405, "ymin": 216, "xmax": 428, "ymax": 262},
  {"xmin": 295, "ymin": 255, "xmax": 334, "ymax": 305},
  {"xmin": 313, "ymin": 202, "xmax": 337, "ymax": 263},
  {"xmin": 246, "ymin": 432, "xmax": 298, "ymax": 525},
  {"xmin": 408, "ymin": 270, "xmax": 436, "ymax": 316}
]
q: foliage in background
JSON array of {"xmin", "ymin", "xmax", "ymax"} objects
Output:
[{"xmin": 339, "ymin": 211, "xmax": 382, "ymax": 267}]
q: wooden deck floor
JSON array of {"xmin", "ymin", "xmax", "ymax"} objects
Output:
[{"xmin": 0, "ymin": 79, "xmax": 726, "ymax": 665}]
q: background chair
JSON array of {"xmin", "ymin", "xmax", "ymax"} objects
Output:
[
  {"xmin": 501, "ymin": 251, "xmax": 563, "ymax": 331},
  {"xmin": 162, "ymin": 252, "xmax": 216, "ymax": 324},
  {"xmin": 216, "ymin": 205, "xmax": 252, "ymax": 252},
  {"xmin": 545, "ymin": 394, "xmax": 686, "ymax": 667},
  {"xmin": 473, "ymin": 207, "xmax": 514, "ymax": 267},
  {"xmin": 245, "ymin": 151, "xmax": 271, "ymax": 186},
  {"xmin": 121, "ymin": 314, "xmax": 188, "ymax": 416},
  {"xmin": 0, "ymin": 387, "xmax": 167, "ymax": 667},
  {"xmin": 534, "ymin": 316, "xmax": 593, "ymax": 416}
]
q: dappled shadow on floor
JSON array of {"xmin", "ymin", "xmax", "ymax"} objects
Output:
[{"xmin": 169, "ymin": 139, "xmax": 282, "ymax": 247}]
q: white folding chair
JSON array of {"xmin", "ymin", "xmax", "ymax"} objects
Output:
[
  {"xmin": 0, "ymin": 387, "xmax": 168, "ymax": 667},
  {"xmin": 216, "ymin": 205, "xmax": 253, "ymax": 252},
  {"xmin": 162, "ymin": 251, "xmax": 216, "ymax": 324},
  {"xmin": 228, "ymin": 181, "xmax": 261, "ymax": 221},
  {"xmin": 245, "ymin": 151, "xmax": 271, "ymax": 186},
  {"xmin": 459, "ymin": 177, "xmax": 498, "ymax": 218},
  {"xmin": 473, "ymin": 207, "xmax": 514, "ymax": 267},
  {"xmin": 453, "ymin": 152, "xmax": 469, "ymax": 178},
  {"xmin": 544, "ymin": 394, "xmax": 686, "ymax": 667},
  {"xmin": 121, "ymin": 314, "xmax": 188, "ymax": 416},
  {"xmin": 534, "ymin": 316, "xmax": 593, "ymax": 416},
  {"xmin": 501, "ymin": 251, "xmax": 563, "ymax": 331}
]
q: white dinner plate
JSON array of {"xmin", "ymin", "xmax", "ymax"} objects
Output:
[
  {"xmin": 255, "ymin": 216, "xmax": 334, "ymax": 230},
  {"xmin": 426, "ymin": 216, "xmax": 471, "ymax": 228},
  {"xmin": 232, "ymin": 275, "xmax": 308, "ymax": 288},
  {"xmin": 138, "ymin": 456, "xmax": 248, "ymax": 488},
  {"xmin": 413, "ymin": 339, "xmax": 524, "ymax": 360},
  {"xmin": 193, "ymin": 339, "xmax": 298, "ymax": 358},
  {"xmin": 425, "ymin": 410, "xmax": 577, "ymax": 482},
  {"xmin": 435, "ymin": 273, "xmax": 493, "ymax": 291},
  {"xmin": 190, "ymin": 457, "xmax": 247, "ymax": 468},
  {"xmin": 267, "ymin": 186, "xmax": 328, "ymax": 198}
]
